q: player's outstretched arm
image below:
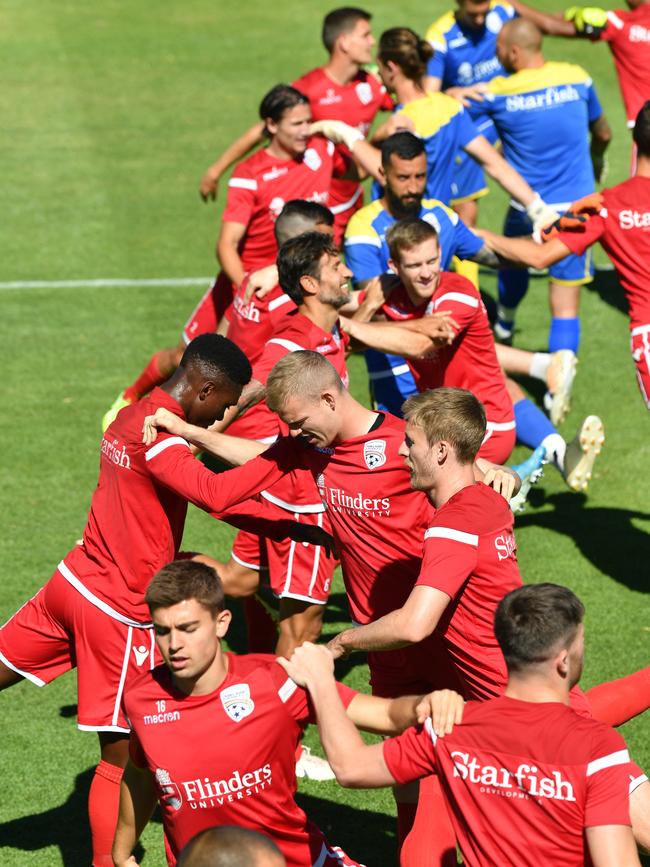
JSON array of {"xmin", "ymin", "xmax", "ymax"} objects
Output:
[
  {"xmin": 509, "ymin": 0, "xmax": 578, "ymax": 36},
  {"xmin": 309, "ymin": 120, "xmax": 383, "ymax": 183},
  {"xmin": 112, "ymin": 760, "xmax": 157, "ymax": 867},
  {"xmin": 278, "ymin": 643, "xmax": 397, "ymax": 788},
  {"xmin": 347, "ymin": 687, "xmax": 465, "ymax": 737},
  {"xmin": 589, "ymin": 114, "xmax": 613, "ymax": 184},
  {"xmin": 341, "ymin": 313, "xmax": 458, "ymax": 356},
  {"xmin": 477, "ymin": 229, "xmax": 571, "ymax": 271},
  {"xmin": 474, "ymin": 458, "xmax": 521, "ymax": 500},
  {"xmin": 586, "ymin": 825, "xmax": 642, "ymax": 866},
  {"xmin": 217, "ymin": 220, "xmax": 247, "ymax": 286},
  {"xmin": 199, "ymin": 121, "xmax": 265, "ymax": 202}
]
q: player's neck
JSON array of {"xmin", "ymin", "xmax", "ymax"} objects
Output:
[
  {"xmin": 265, "ymin": 139, "xmax": 298, "ymax": 162},
  {"xmin": 504, "ymin": 672, "xmax": 572, "ymax": 705},
  {"xmin": 336, "ymin": 392, "xmax": 380, "ymax": 441},
  {"xmin": 323, "ymin": 55, "xmax": 360, "ymax": 87},
  {"xmin": 394, "ymin": 78, "xmax": 426, "ymax": 105},
  {"xmin": 300, "ymin": 299, "xmax": 340, "ymax": 334},
  {"xmin": 173, "ymin": 649, "xmax": 229, "ymax": 697},
  {"xmin": 635, "ymin": 154, "xmax": 650, "ymax": 178},
  {"xmin": 426, "ymin": 464, "xmax": 476, "ymax": 509},
  {"xmin": 515, "ymin": 53, "xmax": 546, "ymax": 72}
]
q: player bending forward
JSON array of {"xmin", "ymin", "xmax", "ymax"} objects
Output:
[
  {"xmin": 282, "ymin": 584, "xmax": 646, "ymax": 867},
  {"xmin": 112, "ymin": 559, "xmax": 461, "ymax": 867}
]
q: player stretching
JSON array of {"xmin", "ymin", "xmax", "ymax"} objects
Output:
[
  {"xmin": 479, "ymin": 101, "xmax": 650, "ymax": 410},
  {"xmin": 112, "ymin": 559, "xmax": 458, "ymax": 867},
  {"xmin": 281, "ymin": 584, "xmax": 646, "ymax": 867},
  {"xmin": 0, "ymin": 335, "xmax": 329, "ymax": 867},
  {"xmin": 200, "ymin": 7, "xmax": 393, "ymax": 243}
]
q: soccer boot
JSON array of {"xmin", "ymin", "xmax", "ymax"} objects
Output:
[
  {"xmin": 295, "ymin": 746, "xmax": 336, "ymax": 781},
  {"xmin": 509, "ymin": 445, "xmax": 546, "ymax": 514},
  {"xmin": 563, "ymin": 415, "xmax": 605, "ymax": 492}
]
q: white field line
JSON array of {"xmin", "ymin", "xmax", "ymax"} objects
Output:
[{"xmin": 0, "ymin": 277, "xmax": 213, "ymax": 291}]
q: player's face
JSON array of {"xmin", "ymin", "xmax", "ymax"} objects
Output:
[
  {"xmin": 268, "ymin": 103, "xmax": 313, "ymax": 157},
  {"xmin": 153, "ymin": 599, "xmax": 231, "ymax": 694},
  {"xmin": 340, "ymin": 18, "xmax": 375, "ymax": 66},
  {"xmin": 315, "ymin": 251, "xmax": 353, "ymax": 309},
  {"xmin": 384, "ymin": 154, "xmax": 427, "ymax": 218},
  {"xmin": 187, "ymin": 378, "xmax": 243, "ymax": 428},
  {"xmin": 496, "ymin": 31, "xmax": 515, "ymax": 73},
  {"xmin": 280, "ymin": 393, "xmax": 339, "ymax": 448},
  {"xmin": 456, "ymin": 0, "xmax": 492, "ymax": 30},
  {"xmin": 399, "ymin": 422, "xmax": 438, "ymax": 491},
  {"xmin": 391, "ymin": 238, "xmax": 441, "ymax": 303}
]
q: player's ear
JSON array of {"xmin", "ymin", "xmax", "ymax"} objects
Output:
[
  {"xmin": 198, "ymin": 381, "xmax": 216, "ymax": 401},
  {"xmin": 215, "ymin": 608, "xmax": 232, "ymax": 639},
  {"xmin": 299, "ymin": 273, "xmax": 319, "ymax": 297},
  {"xmin": 322, "ymin": 391, "xmax": 337, "ymax": 411},
  {"xmin": 556, "ymin": 647, "xmax": 570, "ymax": 678},
  {"xmin": 387, "ymin": 256, "xmax": 397, "ymax": 275}
]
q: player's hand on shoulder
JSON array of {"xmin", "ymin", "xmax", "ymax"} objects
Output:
[
  {"xmin": 244, "ymin": 264, "xmax": 279, "ymax": 302},
  {"xmin": 199, "ymin": 167, "xmax": 220, "ymax": 202},
  {"xmin": 416, "ymin": 688, "xmax": 464, "ymax": 736},
  {"xmin": 417, "ymin": 310, "xmax": 459, "ymax": 347},
  {"xmin": 277, "ymin": 641, "xmax": 335, "ymax": 687},
  {"xmin": 478, "ymin": 461, "xmax": 520, "ymax": 500},
  {"xmin": 142, "ymin": 407, "xmax": 185, "ymax": 445},
  {"xmin": 446, "ymin": 83, "xmax": 488, "ymax": 108}
]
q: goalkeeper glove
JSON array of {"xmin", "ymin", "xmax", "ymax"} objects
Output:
[
  {"xmin": 527, "ymin": 195, "xmax": 561, "ymax": 241},
  {"xmin": 564, "ymin": 6, "xmax": 608, "ymax": 38},
  {"xmin": 309, "ymin": 120, "xmax": 364, "ymax": 151},
  {"xmin": 540, "ymin": 194, "xmax": 604, "ymax": 241}
]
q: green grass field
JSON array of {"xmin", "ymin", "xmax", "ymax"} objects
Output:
[{"xmin": 1, "ymin": 1, "xmax": 648, "ymax": 864}]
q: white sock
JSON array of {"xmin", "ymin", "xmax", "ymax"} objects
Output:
[
  {"xmin": 529, "ymin": 352, "xmax": 551, "ymax": 383},
  {"xmin": 497, "ymin": 304, "xmax": 517, "ymax": 324},
  {"xmin": 541, "ymin": 433, "xmax": 567, "ymax": 473}
]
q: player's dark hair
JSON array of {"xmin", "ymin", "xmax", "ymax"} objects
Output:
[
  {"xmin": 322, "ymin": 7, "xmax": 372, "ymax": 53},
  {"xmin": 179, "ymin": 334, "xmax": 251, "ymax": 387},
  {"xmin": 378, "ymin": 28, "xmax": 433, "ymax": 83},
  {"xmin": 381, "ymin": 131, "xmax": 425, "ymax": 167},
  {"xmin": 633, "ymin": 100, "xmax": 650, "ymax": 156},
  {"xmin": 178, "ymin": 825, "xmax": 285, "ymax": 867},
  {"xmin": 495, "ymin": 584, "xmax": 585, "ymax": 673},
  {"xmin": 402, "ymin": 387, "xmax": 486, "ymax": 463},
  {"xmin": 277, "ymin": 231, "xmax": 340, "ymax": 305},
  {"xmin": 386, "ymin": 218, "xmax": 438, "ymax": 262},
  {"xmin": 259, "ymin": 84, "xmax": 309, "ymax": 137},
  {"xmin": 145, "ymin": 560, "xmax": 225, "ymax": 617},
  {"xmin": 274, "ymin": 200, "xmax": 334, "ymax": 247}
]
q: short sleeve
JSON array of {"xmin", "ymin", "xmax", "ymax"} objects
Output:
[
  {"xmin": 584, "ymin": 729, "xmax": 633, "ymax": 828},
  {"xmin": 451, "ymin": 219, "xmax": 485, "ymax": 261},
  {"xmin": 432, "ymin": 275, "xmax": 482, "ymax": 334},
  {"xmin": 456, "ymin": 107, "xmax": 481, "ymax": 149},
  {"xmin": 268, "ymin": 661, "xmax": 357, "ymax": 727},
  {"xmin": 223, "ymin": 164, "xmax": 258, "ymax": 227},
  {"xmin": 556, "ymin": 214, "xmax": 606, "ymax": 257},
  {"xmin": 416, "ymin": 521, "xmax": 479, "ymax": 597},
  {"xmin": 344, "ymin": 218, "xmax": 385, "ymax": 283},
  {"xmin": 129, "ymin": 730, "xmax": 148, "ymax": 769},
  {"xmin": 586, "ymin": 80, "xmax": 603, "ymax": 123},
  {"xmin": 599, "ymin": 11, "xmax": 625, "ymax": 43},
  {"xmin": 427, "ymin": 51, "xmax": 446, "ymax": 81},
  {"xmin": 383, "ymin": 720, "xmax": 438, "ymax": 785}
]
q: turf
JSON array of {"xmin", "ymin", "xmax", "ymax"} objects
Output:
[{"xmin": 1, "ymin": 1, "xmax": 648, "ymax": 864}]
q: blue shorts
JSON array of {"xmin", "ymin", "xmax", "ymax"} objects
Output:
[
  {"xmin": 450, "ymin": 117, "xmax": 497, "ymax": 205},
  {"xmin": 504, "ymin": 206, "xmax": 594, "ymax": 285}
]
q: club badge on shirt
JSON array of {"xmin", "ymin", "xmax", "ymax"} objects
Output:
[
  {"xmin": 364, "ymin": 439, "xmax": 387, "ymax": 469},
  {"xmin": 155, "ymin": 768, "xmax": 182, "ymax": 810},
  {"xmin": 221, "ymin": 683, "xmax": 255, "ymax": 723},
  {"xmin": 356, "ymin": 81, "xmax": 372, "ymax": 105}
]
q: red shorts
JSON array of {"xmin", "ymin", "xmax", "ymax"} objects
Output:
[
  {"xmin": 0, "ymin": 568, "xmax": 157, "ymax": 732},
  {"xmin": 478, "ymin": 420, "xmax": 516, "ymax": 464},
  {"xmin": 369, "ymin": 633, "xmax": 463, "ymax": 699},
  {"xmin": 231, "ymin": 512, "xmax": 335, "ymax": 605},
  {"xmin": 182, "ymin": 272, "xmax": 235, "ymax": 344},
  {"xmin": 631, "ymin": 324, "xmax": 650, "ymax": 409}
]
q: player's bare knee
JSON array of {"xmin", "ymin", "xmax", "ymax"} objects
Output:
[
  {"xmin": 220, "ymin": 559, "xmax": 261, "ymax": 598},
  {"xmin": 98, "ymin": 732, "xmax": 130, "ymax": 769},
  {"xmin": 630, "ymin": 780, "xmax": 650, "ymax": 854},
  {"xmin": 278, "ymin": 601, "xmax": 324, "ymax": 645}
]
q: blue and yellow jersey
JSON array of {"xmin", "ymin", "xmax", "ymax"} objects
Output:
[
  {"xmin": 344, "ymin": 196, "xmax": 484, "ymax": 283},
  {"xmin": 472, "ymin": 62, "xmax": 603, "ymax": 204}
]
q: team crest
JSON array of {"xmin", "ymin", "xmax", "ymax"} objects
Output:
[
  {"xmin": 486, "ymin": 10, "xmax": 503, "ymax": 32},
  {"xmin": 355, "ymin": 81, "xmax": 372, "ymax": 105},
  {"xmin": 221, "ymin": 683, "xmax": 255, "ymax": 723},
  {"xmin": 303, "ymin": 147, "xmax": 322, "ymax": 171},
  {"xmin": 363, "ymin": 439, "xmax": 386, "ymax": 469},
  {"xmin": 457, "ymin": 61, "xmax": 473, "ymax": 84},
  {"xmin": 155, "ymin": 768, "xmax": 182, "ymax": 810}
]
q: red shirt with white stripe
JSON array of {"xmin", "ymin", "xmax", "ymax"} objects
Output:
[
  {"xmin": 64, "ymin": 389, "xmax": 298, "ymax": 623},
  {"xmin": 417, "ymin": 482, "xmax": 522, "ymax": 700},
  {"xmin": 558, "ymin": 175, "xmax": 650, "ymax": 329},
  {"xmin": 380, "ymin": 273, "xmax": 514, "ymax": 425},
  {"xmin": 229, "ymin": 309, "xmax": 349, "ymax": 512},
  {"xmin": 600, "ymin": 6, "xmax": 650, "ymax": 126},
  {"xmin": 223, "ymin": 138, "xmax": 346, "ymax": 273},
  {"xmin": 293, "ymin": 67, "xmax": 393, "ymax": 234},
  {"xmin": 226, "ymin": 279, "xmax": 296, "ymax": 365},
  {"xmin": 383, "ymin": 697, "xmax": 634, "ymax": 867},
  {"xmin": 124, "ymin": 653, "xmax": 357, "ymax": 867}
]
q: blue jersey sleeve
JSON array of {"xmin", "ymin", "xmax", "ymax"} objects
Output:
[
  {"xmin": 427, "ymin": 50, "xmax": 446, "ymax": 81},
  {"xmin": 456, "ymin": 107, "xmax": 481, "ymax": 148},
  {"xmin": 452, "ymin": 219, "xmax": 485, "ymax": 260},
  {"xmin": 586, "ymin": 81, "xmax": 603, "ymax": 123},
  {"xmin": 344, "ymin": 236, "xmax": 385, "ymax": 283}
]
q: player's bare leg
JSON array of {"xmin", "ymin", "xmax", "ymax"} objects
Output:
[
  {"xmin": 276, "ymin": 598, "xmax": 324, "ymax": 658},
  {"xmin": 0, "ymin": 659, "xmax": 24, "ymax": 689},
  {"xmin": 630, "ymin": 780, "xmax": 650, "ymax": 853},
  {"xmin": 89, "ymin": 732, "xmax": 130, "ymax": 866},
  {"xmin": 452, "ymin": 199, "xmax": 480, "ymax": 289},
  {"xmin": 497, "ymin": 344, "xmax": 577, "ymax": 425},
  {"xmin": 192, "ymin": 553, "xmax": 261, "ymax": 597}
]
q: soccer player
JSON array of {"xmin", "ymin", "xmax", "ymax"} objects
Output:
[
  {"xmin": 178, "ymin": 827, "xmax": 286, "ymax": 867},
  {"xmin": 342, "ymin": 219, "xmax": 604, "ymax": 485},
  {"xmin": 112, "ymin": 559, "xmax": 460, "ymax": 867},
  {"xmin": 469, "ymin": 18, "xmax": 611, "ymax": 352},
  {"xmin": 0, "ymin": 334, "xmax": 329, "ymax": 867},
  {"xmin": 478, "ymin": 100, "xmax": 650, "ymax": 409},
  {"xmin": 200, "ymin": 7, "xmax": 393, "ymax": 241},
  {"xmin": 279, "ymin": 584, "xmax": 646, "ymax": 867}
]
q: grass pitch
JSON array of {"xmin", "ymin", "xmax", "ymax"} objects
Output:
[{"xmin": 1, "ymin": 1, "xmax": 648, "ymax": 864}]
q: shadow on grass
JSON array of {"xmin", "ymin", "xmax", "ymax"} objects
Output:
[
  {"xmin": 516, "ymin": 492, "xmax": 650, "ymax": 593},
  {"xmin": 587, "ymin": 268, "xmax": 628, "ymax": 318},
  {"xmin": 0, "ymin": 768, "xmax": 151, "ymax": 865},
  {"xmin": 295, "ymin": 791, "xmax": 396, "ymax": 864}
]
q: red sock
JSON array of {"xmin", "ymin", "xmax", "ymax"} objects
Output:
[
  {"xmin": 586, "ymin": 666, "xmax": 650, "ymax": 727},
  {"xmin": 243, "ymin": 596, "xmax": 277, "ymax": 653},
  {"xmin": 88, "ymin": 759, "xmax": 123, "ymax": 867},
  {"xmin": 400, "ymin": 776, "xmax": 457, "ymax": 867},
  {"xmin": 124, "ymin": 351, "xmax": 167, "ymax": 402}
]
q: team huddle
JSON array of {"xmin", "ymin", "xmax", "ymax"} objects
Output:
[{"xmin": 2, "ymin": 2, "xmax": 650, "ymax": 866}]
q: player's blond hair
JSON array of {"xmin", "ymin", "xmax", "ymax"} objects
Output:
[
  {"xmin": 266, "ymin": 350, "xmax": 343, "ymax": 414},
  {"xmin": 402, "ymin": 388, "xmax": 486, "ymax": 464},
  {"xmin": 386, "ymin": 218, "xmax": 438, "ymax": 264}
]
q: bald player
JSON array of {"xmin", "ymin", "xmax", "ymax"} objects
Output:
[{"xmin": 178, "ymin": 827, "xmax": 286, "ymax": 867}]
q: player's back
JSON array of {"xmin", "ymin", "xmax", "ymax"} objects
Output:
[
  {"xmin": 601, "ymin": 5, "xmax": 650, "ymax": 123},
  {"xmin": 480, "ymin": 62, "xmax": 599, "ymax": 202},
  {"xmin": 226, "ymin": 279, "xmax": 295, "ymax": 365},
  {"xmin": 432, "ymin": 697, "xmax": 632, "ymax": 866}
]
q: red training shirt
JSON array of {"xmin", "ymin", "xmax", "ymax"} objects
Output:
[
  {"xmin": 226, "ymin": 278, "xmax": 295, "ymax": 365},
  {"xmin": 600, "ymin": 6, "xmax": 650, "ymax": 126}
]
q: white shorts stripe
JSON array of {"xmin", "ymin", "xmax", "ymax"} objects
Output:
[
  {"xmin": 424, "ymin": 527, "xmax": 479, "ymax": 546},
  {"xmin": 144, "ymin": 436, "xmax": 190, "ymax": 461},
  {"xmin": 278, "ymin": 677, "xmax": 299, "ymax": 703},
  {"xmin": 280, "ymin": 591, "xmax": 327, "ymax": 605},
  {"xmin": 112, "ymin": 626, "xmax": 133, "ymax": 727},
  {"xmin": 630, "ymin": 324, "xmax": 650, "ymax": 337},
  {"xmin": 0, "ymin": 648, "xmax": 46, "ymax": 687},
  {"xmin": 586, "ymin": 748, "xmax": 630, "ymax": 776},
  {"xmin": 434, "ymin": 292, "xmax": 479, "ymax": 309},
  {"xmin": 58, "ymin": 561, "xmax": 153, "ymax": 628},
  {"xmin": 283, "ymin": 537, "xmax": 298, "ymax": 596},
  {"xmin": 307, "ymin": 512, "xmax": 323, "ymax": 597},
  {"xmin": 267, "ymin": 338, "xmax": 307, "ymax": 353},
  {"xmin": 228, "ymin": 177, "xmax": 257, "ymax": 190},
  {"xmin": 629, "ymin": 774, "xmax": 649, "ymax": 795},
  {"xmin": 230, "ymin": 551, "xmax": 263, "ymax": 572},
  {"xmin": 78, "ymin": 723, "xmax": 131, "ymax": 733}
]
